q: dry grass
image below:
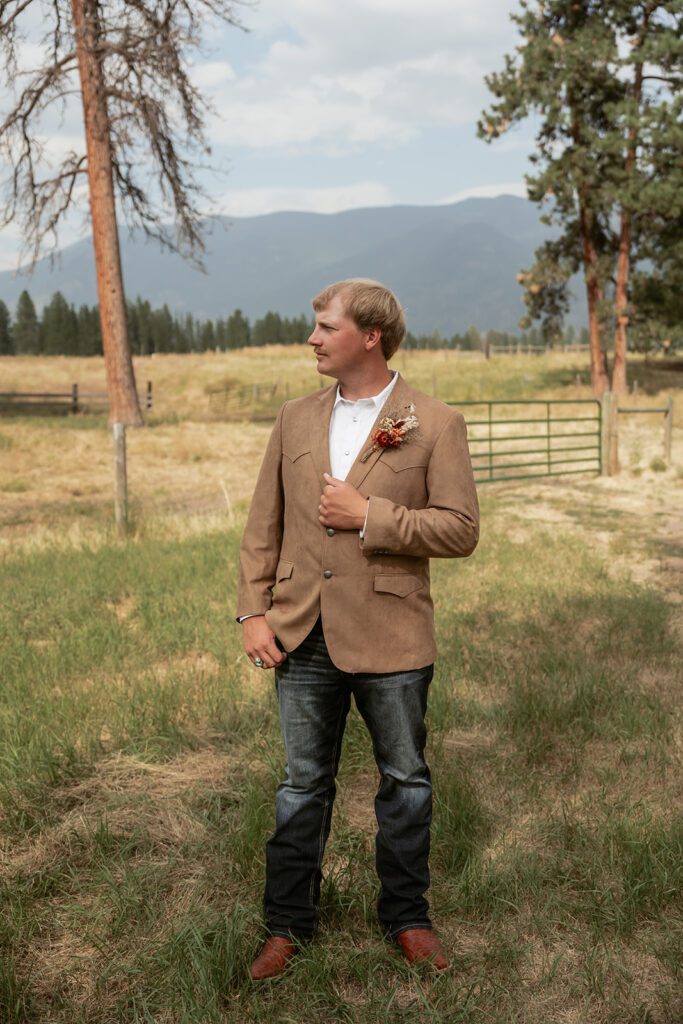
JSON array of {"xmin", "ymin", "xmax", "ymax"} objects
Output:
[
  {"xmin": 2, "ymin": 347, "xmax": 681, "ymax": 418},
  {"xmin": 1, "ymin": 349, "xmax": 682, "ymax": 564}
]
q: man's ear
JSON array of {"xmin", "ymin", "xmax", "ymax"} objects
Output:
[{"xmin": 366, "ymin": 327, "xmax": 382, "ymax": 350}]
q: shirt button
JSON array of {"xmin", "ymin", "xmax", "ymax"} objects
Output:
[
  {"xmin": 344, "ymin": 450, "xmax": 350, "ymax": 456},
  {"xmin": 323, "ymin": 569, "xmax": 333, "ymax": 579},
  {"xmin": 352, "ymin": 417, "xmax": 358, "ymax": 422},
  {"xmin": 326, "ymin": 527, "xmax": 335, "ymax": 536}
]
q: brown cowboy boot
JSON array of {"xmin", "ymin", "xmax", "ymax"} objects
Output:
[
  {"xmin": 249, "ymin": 936, "xmax": 297, "ymax": 980},
  {"xmin": 396, "ymin": 928, "xmax": 448, "ymax": 970}
]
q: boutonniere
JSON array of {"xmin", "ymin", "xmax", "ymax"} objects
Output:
[{"xmin": 359, "ymin": 403, "xmax": 421, "ymax": 462}]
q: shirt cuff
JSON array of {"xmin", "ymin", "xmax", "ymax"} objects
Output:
[{"xmin": 359, "ymin": 498, "xmax": 370, "ymax": 540}]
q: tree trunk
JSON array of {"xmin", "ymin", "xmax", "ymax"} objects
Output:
[
  {"xmin": 70, "ymin": 0, "xmax": 143, "ymax": 427},
  {"xmin": 612, "ymin": 21, "xmax": 646, "ymax": 397},
  {"xmin": 612, "ymin": 211, "xmax": 630, "ymax": 396},
  {"xmin": 579, "ymin": 199, "xmax": 609, "ymax": 397}
]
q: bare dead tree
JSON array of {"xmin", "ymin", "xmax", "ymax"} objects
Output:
[{"xmin": 0, "ymin": 0, "xmax": 246, "ymax": 532}]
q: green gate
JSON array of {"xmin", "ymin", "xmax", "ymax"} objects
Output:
[{"xmin": 446, "ymin": 399, "xmax": 602, "ymax": 483}]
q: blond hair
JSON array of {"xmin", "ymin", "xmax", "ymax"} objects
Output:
[{"xmin": 311, "ymin": 278, "xmax": 406, "ymax": 360}]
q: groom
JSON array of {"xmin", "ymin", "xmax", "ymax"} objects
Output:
[{"xmin": 236, "ymin": 279, "xmax": 479, "ymax": 979}]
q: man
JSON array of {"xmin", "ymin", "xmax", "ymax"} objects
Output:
[{"xmin": 236, "ymin": 279, "xmax": 479, "ymax": 980}]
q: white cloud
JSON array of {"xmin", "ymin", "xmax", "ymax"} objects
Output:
[
  {"xmin": 215, "ymin": 181, "xmax": 395, "ymax": 217},
  {"xmin": 203, "ymin": 0, "xmax": 518, "ymax": 151},
  {"xmin": 439, "ymin": 181, "xmax": 527, "ymax": 203},
  {"xmin": 190, "ymin": 61, "xmax": 236, "ymax": 88}
]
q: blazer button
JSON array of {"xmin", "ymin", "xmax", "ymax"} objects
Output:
[
  {"xmin": 326, "ymin": 527, "xmax": 335, "ymax": 536},
  {"xmin": 323, "ymin": 569, "xmax": 333, "ymax": 579}
]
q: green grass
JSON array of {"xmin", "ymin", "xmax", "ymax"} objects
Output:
[{"xmin": 1, "ymin": 487, "xmax": 681, "ymax": 1023}]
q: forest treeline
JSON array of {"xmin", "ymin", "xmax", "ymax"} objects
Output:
[{"xmin": 0, "ymin": 289, "xmax": 590, "ymax": 358}]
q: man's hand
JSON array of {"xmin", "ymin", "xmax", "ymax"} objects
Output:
[
  {"xmin": 319, "ymin": 472, "xmax": 368, "ymax": 530},
  {"xmin": 242, "ymin": 615, "xmax": 287, "ymax": 670}
]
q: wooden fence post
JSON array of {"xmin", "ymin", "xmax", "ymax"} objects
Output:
[
  {"xmin": 71, "ymin": 382, "xmax": 79, "ymax": 413},
  {"xmin": 113, "ymin": 423, "xmax": 128, "ymax": 537},
  {"xmin": 601, "ymin": 391, "xmax": 619, "ymax": 476}
]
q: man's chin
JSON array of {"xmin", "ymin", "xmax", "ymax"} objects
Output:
[{"xmin": 315, "ymin": 362, "xmax": 338, "ymax": 380}]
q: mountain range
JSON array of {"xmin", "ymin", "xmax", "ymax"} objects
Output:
[{"xmin": 0, "ymin": 196, "xmax": 586, "ymax": 335}]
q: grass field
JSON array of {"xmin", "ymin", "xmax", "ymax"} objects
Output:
[{"xmin": 1, "ymin": 350, "xmax": 681, "ymax": 1023}]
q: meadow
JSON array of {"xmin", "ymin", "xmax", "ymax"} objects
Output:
[{"xmin": 0, "ymin": 348, "xmax": 681, "ymax": 1023}]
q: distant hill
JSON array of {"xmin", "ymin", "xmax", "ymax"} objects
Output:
[{"xmin": 0, "ymin": 196, "xmax": 586, "ymax": 334}]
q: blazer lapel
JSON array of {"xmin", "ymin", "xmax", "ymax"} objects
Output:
[
  {"xmin": 346, "ymin": 373, "xmax": 414, "ymax": 491},
  {"xmin": 309, "ymin": 383, "xmax": 337, "ymax": 484}
]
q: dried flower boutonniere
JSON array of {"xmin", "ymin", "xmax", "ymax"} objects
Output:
[{"xmin": 359, "ymin": 403, "xmax": 421, "ymax": 462}]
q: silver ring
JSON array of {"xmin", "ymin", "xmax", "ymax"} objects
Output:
[{"xmin": 254, "ymin": 657, "xmax": 263, "ymax": 667}]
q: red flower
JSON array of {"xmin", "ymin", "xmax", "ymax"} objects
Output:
[{"xmin": 358, "ymin": 405, "xmax": 420, "ymax": 462}]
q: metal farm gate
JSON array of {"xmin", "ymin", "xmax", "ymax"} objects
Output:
[{"xmin": 448, "ymin": 399, "xmax": 603, "ymax": 483}]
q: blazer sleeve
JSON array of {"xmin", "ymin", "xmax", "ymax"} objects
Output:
[
  {"xmin": 360, "ymin": 410, "xmax": 479, "ymax": 559},
  {"xmin": 235, "ymin": 402, "xmax": 286, "ymax": 620}
]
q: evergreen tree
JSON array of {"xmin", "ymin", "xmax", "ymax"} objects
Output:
[
  {"xmin": 252, "ymin": 311, "xmax": 284, "ymax": 346},
  {"xmin": 41, "ymin": 291, "xmax": 78, "ymax": 355},
  {"xmin": 179, "ymin": 313, "xmax": 195, "ymax": 353},
  {"xmin": 152, "ymin": 304, "xmax": 176, "ymax": 353},
  {"xmin": 134, "ymin": 298, "xmax": 154, "ymax": 355},
  {"xmin": 225, "ymin": 309, "xmax": 250, "ymax": 349},
  {"xmin": 200, "ymin": 319, "xmax": 215, "ymax": 350},
  {"xmin": 76, "ymin": 303, "xmax": 102, "ymax": 356},
  {"xmin": 214, "ymin": 317, "xmax": 227, "ymax": 350},
  {"xmin": 0, "ymin": 300, "xmax": 13, "ymax": 355},
  {"xmin": 13, "ymin": 290, "xmax": 40, "ymax": 354},
  {"xmin": 480, "ymin": 0, "xmax": 682, "ymax": 395}
]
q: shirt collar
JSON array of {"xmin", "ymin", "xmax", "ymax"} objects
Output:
[{"xmin": 333, "ymin": 370, "xmax": 399, "ymax": 410}]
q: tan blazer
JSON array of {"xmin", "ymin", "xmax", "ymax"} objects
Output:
[{"xmin": 236, "ymin": 372, "xmax": 479, "ymax": 673}]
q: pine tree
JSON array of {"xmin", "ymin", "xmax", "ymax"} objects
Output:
[
  {"xmin": 200, "ymin": 319, "xmax": 215, "ymax": 350},
  {"xmin": 225, "ymin": 309, "xmax": 250, "ymax": 349},
  {"xmin": 252, "ymin": 311, "xmax": 284, "ymax": 346},
  {"xmin": 0, "ymin": 299, "xmax": 13, "ymax": 355},
  {"xmin": 13, "ymin": 290, "xmax": 40, "ymax": 354},
  {"xmin": 41, "ymin": 291, "xmax": 78, "ymax": 355},
  {"xmin": 76, "ymin": 304, "xmax": 102, "ymax": 356},
  {"xmin": 214, "ymin": 317, "xmax": 227, "ymax": 350},
  {"xmin": 480, "ymin": 0, "xmax": 682, "ymax": 395},
  {"xmin": 152, "ymin": 305, "xmax": 176, "ymax": 353}
]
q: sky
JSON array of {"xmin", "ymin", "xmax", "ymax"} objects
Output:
[{"xmin": 0, "ymin": 0, "xmax": 537, "ymax": 272}]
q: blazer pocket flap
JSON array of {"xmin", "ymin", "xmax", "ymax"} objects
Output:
[
  {"xmin": 283, "ymin": 445, "xmax": 311, "ymax": 463},
  {"xmin": 381, "ymin": 445, "xmax": 430, "ymax": 472},
  {"xmin": 373, "ymin": 573, "xmax": 423, "ymax": 598},
  {"xmin": 275, "ymin": 559, "xmax": 294, "ymax": 582}
]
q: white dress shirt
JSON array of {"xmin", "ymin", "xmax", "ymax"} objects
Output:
[
  {"xmin": 329, "ymin": 369, "xmax": 399, "ymax": 538},
  {"xmin": 238, "ymin": 371, "xmax": 400, "ymax": 623}
]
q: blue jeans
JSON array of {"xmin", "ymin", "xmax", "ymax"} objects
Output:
[{"xmin": 265, "ymin": 614, "xmax": 434, "ymax": 941}]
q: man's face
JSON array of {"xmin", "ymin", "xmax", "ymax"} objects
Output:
[{"xmin": 307, "ymin": 294, "xmax": 371, "ymax": 379}]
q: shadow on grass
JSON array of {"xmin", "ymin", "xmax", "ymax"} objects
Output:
[{"xmin": 628, "ymin": 359, "xmax": 683, "ymax": 396}]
